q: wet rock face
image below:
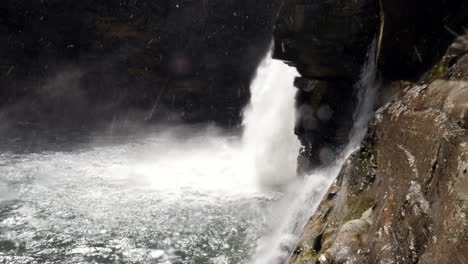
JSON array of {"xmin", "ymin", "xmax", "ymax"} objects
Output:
[
  {"xmin": 295, "ymin": 79, "xmax": 356, "ymax": 173},
  {"xmin": 274, "ymin": 0, "xmax": 467, "ymax": 172},
  {"xmin": 0, "ymin": 0, "xmax": 281, "ymax": 128},
  {"xmin": 273, "ymin": 0, "xmax": 379, "ymax": 170},
  {"xmin": 273, "ymin": 0, "xmax": 378, "ymax": 80},
  {"xmin": 289, "ymin": 61, "xmax": 468, "ymax": 263}
]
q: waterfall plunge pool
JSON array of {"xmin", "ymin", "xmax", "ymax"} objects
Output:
[
  {"xmin": 0, "ymin": 56, "xmax": 303, "ymax": 264},
  {"xmin": 0, "ymin": 131, "xmax": 282, "ymax": 264},
  {"xmin": 0, "ymin": 41, "xmax": 378, "ymax": 263}
]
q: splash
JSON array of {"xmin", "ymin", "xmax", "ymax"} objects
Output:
[{"xmin": 250, "ymin": 41, "xmax": 380, "ymax": 263}]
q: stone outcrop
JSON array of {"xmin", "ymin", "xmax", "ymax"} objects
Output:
[{"xmin": 288, "ymin": 37, "xmax": 468, "ymax": 263}]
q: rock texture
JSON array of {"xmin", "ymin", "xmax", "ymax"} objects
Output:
[{"xmin": 289, "ymin": 39, "xmax": 468, "ymax": 263}]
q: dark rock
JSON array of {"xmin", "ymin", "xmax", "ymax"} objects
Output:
[
  {"xmin": 295, "ymin": 78, "xmax": 356, "ymax": 173},
  {"xmin": 273, "ymin": 0, "xmax": 379, "ymax": 80}
]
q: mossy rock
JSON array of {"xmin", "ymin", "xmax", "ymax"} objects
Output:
[{"xmin": 343, "ymin": 195, "xmax": 375, "ymax": 223}]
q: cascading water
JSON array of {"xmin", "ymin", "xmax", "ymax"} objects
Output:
[
  {"xmin": 250, "ymin": 42, "xmax": 379, "ymax": 263},
  {"xmin": 242, "ymin": 53, "xmax": 300, "ymax": 188},
  {"xmin": 0, "ymin": 51, "xmax": 300, "ymax": 264}
]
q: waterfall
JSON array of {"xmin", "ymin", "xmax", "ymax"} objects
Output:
[
  {"xmin": 250, "ymin": 42, "xmax": 379, "ymax": 263},
  {"xmin": 242, "ymin": 51, "xmax": 301, "ymax": 188},
  {"xmin": 0, "ymin": 43, "xmax": 379, "ymax": 263},
  {"xmin": 348, "ymin": 40, "xmax": 379, "ymax": 151}
]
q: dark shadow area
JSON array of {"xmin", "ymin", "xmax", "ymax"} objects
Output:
[{"xmin": 0, "ymin": 0, "xmax": 282, "ymax": 139}]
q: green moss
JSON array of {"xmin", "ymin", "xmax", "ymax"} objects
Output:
[
  {"xmin": 318, "ymin": 240, "xmax": 333, "ymax": 257},
  {"xmin": 433, "ymin": 63, "xmax": 449, "ymax": 80},
  {"xmin": 343, "ymin": 196, "xmax": 375, "ymax": 223},
  {"xmin": 425, "ymin": 59, "xmax": 450, "ymax": 83},
  {"xmin": 293, "ymin": 196, "xmax": 374, "ymax": 263},
  {"xmin": 303, "ymin": 249, "xmax": 317, "ymax": 259}
]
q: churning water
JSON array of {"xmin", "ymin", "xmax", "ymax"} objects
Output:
[{"xmin": 0, "ymin": 53, "xmax": 300, "ymax": 264}]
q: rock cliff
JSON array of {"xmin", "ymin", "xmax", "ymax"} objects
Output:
[
  {"xmin": 272, "ymin": 0, "xmax": 468, "ymax": 262},
  {"xmin": 287, "ymin": 26, "xmax": 468, "ymax": 264}
]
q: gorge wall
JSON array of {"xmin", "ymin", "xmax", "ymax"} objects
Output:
[
  {"xmin": 289, "ymin": 45, "xmax": 468, "ymax": 263},
  {"xmin": 272, "ymin": 0, "xmax": 468, "ymax": 263}
]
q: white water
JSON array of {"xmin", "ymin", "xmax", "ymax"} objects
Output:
[
  {"xmin": 242, "ymin": 55, "xmax": 301, "ymax": 188},
  {"xmin": 1, "ymin": 131, "xmax": 275, "ymax": 264}
]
